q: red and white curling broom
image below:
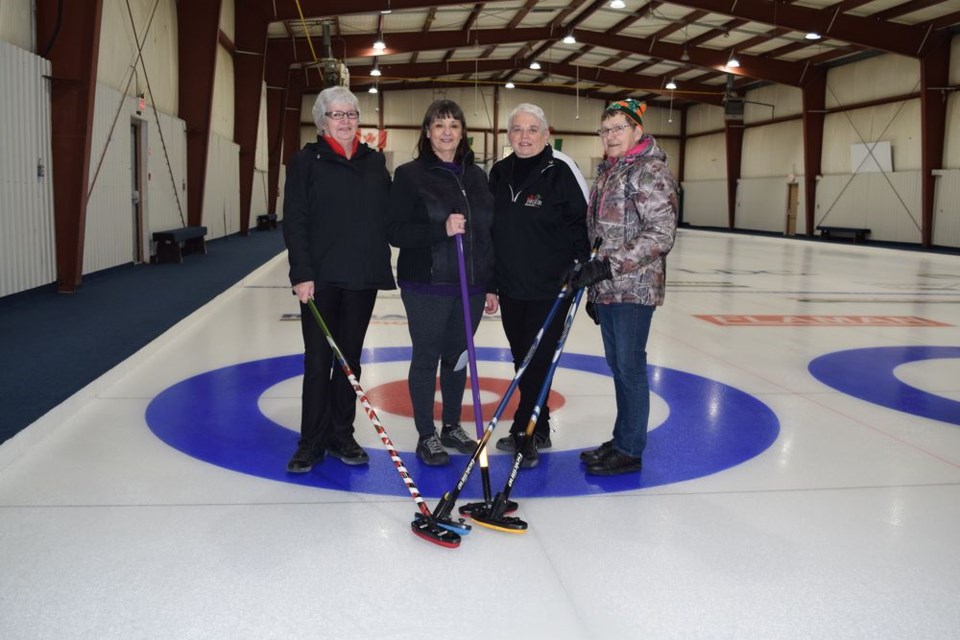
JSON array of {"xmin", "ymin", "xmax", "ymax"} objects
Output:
[{"xmin": 305, "ymin": 298, "xmax": 469, "ymax": 548}]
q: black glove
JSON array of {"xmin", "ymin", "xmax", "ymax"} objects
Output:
[
  {"xmin": 559, "ymin": 261, "xmax": 581, "ymax": 288},
  {"xmin": 568, "ymin": 258, "xmax": 612, "ymax": 291},
  {"xmin": 585, "ymin": 302, "xmax": 600, "ymax": 325}
]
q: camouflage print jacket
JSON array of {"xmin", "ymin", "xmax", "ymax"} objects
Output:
[{"xmin": 587, "ymin": 134, "xmax": 678, "ymax": 306}]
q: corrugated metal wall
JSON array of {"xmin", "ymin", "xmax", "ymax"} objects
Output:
[{"xmin": 0, "ymin": 41, "xmax": 56, "ymax": 298}]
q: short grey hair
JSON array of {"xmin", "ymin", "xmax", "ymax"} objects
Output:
[
  {"xmin": 507, "ymin": 103, "xmax": 549, "ymax": 131},
  {"xmin": 312, "ymin": 86, "xmax": 361, "ymax": 129}
]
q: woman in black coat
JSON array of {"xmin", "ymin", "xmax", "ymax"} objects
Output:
[
  {"xmin": 489, "ymin": 103, "xmax": 590, "ymax": 468},
  {"xmin": 282, "ymin": 86, "xmax": 395, "ymax": 473},
  {"xmin": 387, "ymin": 99, "xmax": 497, "ymax": 467}
]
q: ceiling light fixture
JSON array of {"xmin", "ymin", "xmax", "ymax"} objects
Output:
[
  {"xmin": 563, "ymin": 33, "xmax": 576, "ymax": 44},
  {"xmin": 373, "ymin": 36, "xmax": 386, "ymax": 52},
  {"xmin": 680, "ymin": 25, "xmax": 690, "ymax": 62},
  {"xmin": 505, "ymin": 81, "xmax": 515, "ymax": 89},
  {"xmin": 726, "ymin": 51, "xmax": 740, "ymax": 69},
  {"xmin": 370, "ymin": 59, "xmax": 381, "ymax": 77},
  {"xmin": 529, "ymin": 60, "xmax": 541, "ymax": 70},
  {"xmin": 610, "ymin": 0, "xmax": 626, "ymax": 9},
  {"xmin": 665, "ymin": 78, "xmax": 677, "ymax": 90},
  {"xmin": 369, "ymin": 85, "xmax": 378, "ymax": 94},
  {"xmin": 805, "ymin": 32, "xmax": 822, "ymax": 40}
]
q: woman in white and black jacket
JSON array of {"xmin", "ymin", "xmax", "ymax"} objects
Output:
[
  {"xmin": 387, "ymin": 99, "xmax": 498, "ymax": 467},
  {"xmin": 283, "ymin": 86, "xmax": 396, "ymax": 474},
  {"xmin": 489, "ymin": 103, "xmax": 590, "ymax": 468}
]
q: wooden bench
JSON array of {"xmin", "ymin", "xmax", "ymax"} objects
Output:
[
  {"xmin": 152, "ymin": 226, "xmax": 207, "ymax": 264},
  {"xmin": 256, "ymin": 213, "xmax": 278, "ymax": 231},
  {"xmin": 816, "ymin": 225, "xmax": 871, "ymax": 243}
]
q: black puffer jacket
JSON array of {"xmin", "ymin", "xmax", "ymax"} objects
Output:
[
  {"xmin": 489, "ymin": 146, "xmax": 590, "ymax": 299},
  {"xmin": 282, "ymin": 137, "xmax": 396, "ymax": 290},
  {"xmin": 387, "ymin": 150, "xmax": 495, "ymax": 288}
]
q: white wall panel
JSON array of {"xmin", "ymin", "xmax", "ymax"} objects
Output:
[
  {"xmin": 821, "ymin": 99, "xmax": 922, "ymax": 173},
  {"xmin": 84, "ymin": 84, "xmax": 138, "ymax": 274},
  {"xmin": 98, "ymin": 0, "xmax": 179, "ymax": 116},
  {"xmin": 816, "ymin": 171, "xmax": 923, "ymax": 243},
  {"xmin": 684, "ymin": 133, "xmax": 726, "ymax": 179},
  {"xmin": 211, "ymin": 45, "xmax": 235, "ymax": 139},
  {"xmin": 826, "ymin": 53, "xmax": 918, "ymax": 107},
  {"xmin": 0, "ymin": 41, "xmax": 56, "ymax": 297},
  {"xmin": 742, "ymin": 120, "xmax": 803, "ymax": 178},
  {"xmin": 681, "ymin": 180, "xmax": 727, "ymax": 227},
  {"xmin": 0, "ymin": 0, "xmax": 34, "ymax": 51},
  {"xmin": 145, "ymin": 110, "xmax": 189, "ymax": 236},
  {"xmin": 685, "ymin": 103, "xmax": 724, "ymax": 136},
  {"xmin": 932, "ymin": 170, "xmax": 960, "ymax": 248},
  {"xmin": 202, "ymin": 134, "xmax": 240, "ymax": 240},
  {"xmin": 944, "ymin": 92, "xmax": 959, "ymax": 169},
  {"xmin": 744, "ymin": 83, "xmax": 802, "ymax": 122},
  {"xmin": 736, "ymin": 177, "xmax": 798, "ymax": 233}
]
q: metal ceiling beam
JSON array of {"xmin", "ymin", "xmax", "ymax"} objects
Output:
[
  {"xmin": 265, "ymin": 26, "xmax": 555, "ymax": 63},
  {"xmin": 347, "ymin": 59, "xmax": 725, "ymax": 105},
  {"xmin": 572, "ymin": 28, "xmax": 809, "ymax": 86},
  {"xmin": 663, "ymin": 0, "xmax": 947, "ymax": 58},
  {"xmin": 261, "ymin": 1, "xmax": 481, "ymax": 20}
]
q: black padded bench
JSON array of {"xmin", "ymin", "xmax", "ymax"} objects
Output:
[
  {"xmin": 152, "ymin": 226, "xmax": 207, "ymax": 264},
  {"xmin": 256, "ymin": 213, "xmax": 278, "ymax": 230},
  {"xmin": 816, "ymin": 225, "xmax": 871, "ymax": 243}
]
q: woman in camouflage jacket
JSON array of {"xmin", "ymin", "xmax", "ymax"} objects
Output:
[{"xmin": 568, "ymin": 99, "xmax": 679, "ymax": 476}]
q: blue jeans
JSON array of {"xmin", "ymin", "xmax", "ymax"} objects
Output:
[{"xmin": 597, "ymin": 303, "xmax": 655, "ymax": 459}]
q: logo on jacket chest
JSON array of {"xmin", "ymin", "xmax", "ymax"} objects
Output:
[{"xmin": 524, "ymin": 193, "xmax": 543, "ymax": 208}]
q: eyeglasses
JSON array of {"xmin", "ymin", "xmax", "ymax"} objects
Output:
[
  {"xmin": 324, "ymin": 111, "xmax": 360, "ymax": 121},
  {"xmin": 597, "ymin": 123, "xmax": 633, "ymax": 137}
]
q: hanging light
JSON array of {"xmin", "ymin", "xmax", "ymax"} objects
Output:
[
  {"xmin": 529, "ymin": 60, "xmax": 541, "ymax": 70},
  {"xmin": 562, "ymin": 33, "xmax": 576, "ymax": 44},
  {"xmin": 805, "ymin": 32, "xmax": 822, "ymax": 40},
  {"xmin": 665, "ymin": 78, "xmax": 677, "ymax": 90},
  {"xmin": 373, "ymin": 36, "xmax": 386, "ymax": 52},
  {"xmin": 609, "ymin": 0, "xmax": 626, "ymax": 9},
  {"xmin": 370, "ymin": 60, "xmax": 381, "ymax": 77},
  {"xmin": 505, "ymin": 81, "xmax": 516, "ymax": 89},
  {"xmin": 726, "ymin": 51, "xmax": 740, "ymax": 68},
  {"xmin": 369, "ymin": 84, "xmax": 378, "ymax": 94}
]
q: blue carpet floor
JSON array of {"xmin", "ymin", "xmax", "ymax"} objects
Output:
[{"xmin": 0, "ymin": 229, "xmax": 287, "ymax": 445}]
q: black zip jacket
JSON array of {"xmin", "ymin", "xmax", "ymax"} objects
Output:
[
  {"xmin": 386, "ymin": 149, "xmax": 495, "ymax": 288},
  {"xmin": 282, "ymin": 137, "xmax": 396, "ymax": 290},
  {"xmin": 489, "ymin": 145, "xmax": 590, "ymax": 299}
]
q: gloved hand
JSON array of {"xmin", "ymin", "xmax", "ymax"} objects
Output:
[
  {"xmin": 585, "ymin": 302, "xmax": 600, "ymax": 325},
  {"xmin": 559, "ymin": 260, "xmax": 581, "ymax": 288},
  {"xmin": 567, "ymin": 258, "xmax": 612, "ymax": 291}
]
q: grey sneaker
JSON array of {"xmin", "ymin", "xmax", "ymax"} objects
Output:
[
  {"xmin": 416, "ymin": 433, "xmax": 450, "ymax": 466},
  {"xmin": 440, "ymin": 424, "xmax": 477, "ymax": 454}
]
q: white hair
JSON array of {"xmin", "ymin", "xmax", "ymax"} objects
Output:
[
  {"xmin": 312, "ymin": 86, "xmax": 361, "ymax": 129},
  {"xmin": 507, "ymin": 103, "xmax": 549, "ymax": 131}
]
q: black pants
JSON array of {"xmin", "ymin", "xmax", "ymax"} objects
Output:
[
  {"xmin": 401, "ymin": 289, "xmax": 484, "ymax": 437},
  {"xmin": 499, "ymin": 294, "xmax": 572, "ymax": 440},
  {"xmin": 298, "ymin": 287, "xmax": 377, "ymax": 449}
]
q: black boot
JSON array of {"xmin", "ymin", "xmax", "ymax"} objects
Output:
[
  {"xmin": 585, "ymin": 449, "xmax": 642, "ymax": 476},
  {"xmin": 286, "ymin": 443, "xmax": 324, "ymax": 473}
]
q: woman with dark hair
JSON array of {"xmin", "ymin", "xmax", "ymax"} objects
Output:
[
  {"xmin": 387, "ymin": 99, "xmax": 497, "ymax": 466},
  {"xmin": 283, "ymin": 86, "xmax": 395, "ymax": 473}
]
